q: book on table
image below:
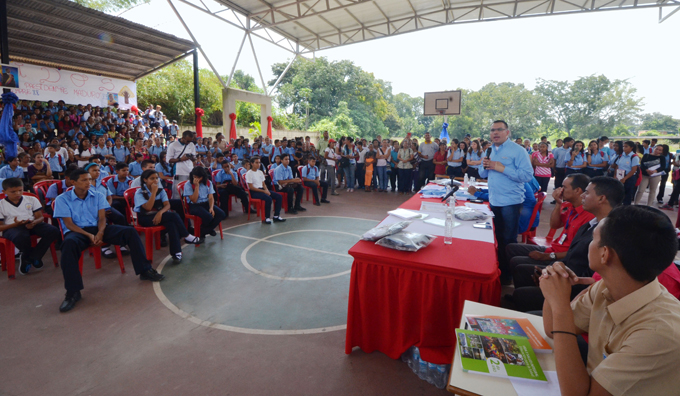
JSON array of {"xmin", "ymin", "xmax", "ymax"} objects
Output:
[
  {"xmin": 464, "ymin": 315, "xmax": 553, "ymax": 353},
  {"xmin": 455, "ymin": 328, "xmax": 547, "ymax": 382}
]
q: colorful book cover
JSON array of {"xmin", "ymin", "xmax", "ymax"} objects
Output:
[
  {"xmin": 455, "ymin": 328, "xmax": 547, "ymax": 382},
  {"xmin": 465, "ymin": 315, "xmax": 552, "ymax": 353}
]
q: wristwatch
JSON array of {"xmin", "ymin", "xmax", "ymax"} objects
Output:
[{"xmin": 549, "ymin": 252, "xmax": 556, "ymax": 260}]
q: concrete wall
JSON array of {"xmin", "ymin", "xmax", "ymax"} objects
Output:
[{"xmin": 179, "ymin": 125, "xmax": 321, "ymax": 145}]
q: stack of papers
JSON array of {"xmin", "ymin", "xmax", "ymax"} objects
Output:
[
  {"xmin": 387, "ymin": 208, "xmax": 427, "ymax": 220},
  {"xmin": 465, "ymin": 203, "xmax": 494, "ymax": 217}
]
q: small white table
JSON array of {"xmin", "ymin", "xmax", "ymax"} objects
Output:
[{"xmin": 447, "ymin": 300, "xmax": 557, "ymax": 396}]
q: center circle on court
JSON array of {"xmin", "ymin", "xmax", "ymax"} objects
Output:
[{"xmin": 153, "ymin": 216, "xmax": 379, "ymax": 334}]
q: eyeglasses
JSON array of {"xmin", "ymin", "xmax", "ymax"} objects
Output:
[{"xmin": 490, "ymin": 128, "xmax": 506, "ymax": 133}]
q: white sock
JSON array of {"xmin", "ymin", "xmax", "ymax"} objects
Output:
[{"xmin": 185, "ymin": 235, "xmax": 198, "ymax": 243}]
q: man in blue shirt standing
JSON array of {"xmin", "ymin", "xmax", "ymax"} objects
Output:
[
  {"xmin": 552, "ymin": 137, "xmax": 574, "ymax": 204},
  {"xmin": 54, "ymin": 168, "xmax": 164, "ymax": 313},
  {"xmin": 479, "ymin": 120, "xmax": 534, "ymax": 282}
]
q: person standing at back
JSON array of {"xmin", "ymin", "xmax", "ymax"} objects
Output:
[
  {"xmin": 167, "ymin": 130, "xmax": 196, "ymax": 199},
  {"xmin": 479, "ymin": 120, "xmax": 534, "ymax": 283},
  {"xmin": 417, "ymin": 132, "xmax": 438, "ymax": 188}
]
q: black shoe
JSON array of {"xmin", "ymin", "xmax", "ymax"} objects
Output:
[
  {"xmin": 295, "ymin": 206, "xmax": 307, "ymax": 211},
  {"xmin": 17, "ymin": 255, "xmax": 30, "ymax": 275},
  {"xmin": 32, "ymin": 259, "xmax": 44, "ymax": 270},
  {"xmin": 289, "ymin": 209, "xmax": 298, "ymax": 215},
  {"xmin": 119, "ymin": 246, "xmax": 130, "ymax": 256},
  {"xmin": 209, "ymin": 230, "xmax": 217, "ymax": 237},
  {"xmin": 59, "ymin": 291, "xmax": 81, "ymax": 313},
  {"xmin": 273, "ymin": 216, "xmax": 286, "ymax": 222},
  {"xmin": 102, "ymin": 247, "xmax": 116, "ymax": 259},
  {"xmin": 160, "ymin": 235, "xmax": 168, "ymax": 248},
  {"xmin": 550, "ymin": 200, "xmax": 556, "ymax": 205},
  {"xmin": 140, "ymin": 268, "xmax": 165, "ymax": 281},
  {"xmin": 320, "ymin": 199, "xmax": 330, "ymax": 203},
  {"xmin": 313, "ymin": 202, "xmax": 321, "ymax": 206},
  {"xmin": 172, "ymin": 253, "xmax": 182, "ymax": 263}
]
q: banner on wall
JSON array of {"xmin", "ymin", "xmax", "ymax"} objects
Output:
[{"xmin": 8, "ymin": 62, "xmax": 137, "ymax": 110}]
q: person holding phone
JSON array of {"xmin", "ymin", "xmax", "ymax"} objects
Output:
[{"xmin": 167, "ymin": 130, "xmax": 197, "ymax": 199}]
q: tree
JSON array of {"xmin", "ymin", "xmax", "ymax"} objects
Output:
[
  {"xmin": 640, "ymin": 113, "xmax": 680, "ymax": 133},
  {"xmin": 71, "ymin": 0, "xmax": 148, "ymax": 12}
]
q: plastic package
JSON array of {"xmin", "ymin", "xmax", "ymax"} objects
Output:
[
  {"xmin": 375, "ymin": 231, "xmax": 436, "ymax": 252},
  {"xmin": 454, "ymin": 207, "xmax": 487, "ymax": 221},
  {"xmin": 400, "ymin": 346, "xmax": 451, "ymax": 389},
  {"xmin": 361, "ymin": 220, "xmax": 413, "ymax": 241}
]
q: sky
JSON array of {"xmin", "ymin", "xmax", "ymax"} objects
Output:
[{"xmin": 119, "ymin": 0, "xmax": 680, "ymax": 118}]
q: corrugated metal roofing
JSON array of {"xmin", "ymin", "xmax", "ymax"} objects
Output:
[
  {"xmin": 4, "ymin": 0, "xmax": 196, "ymax": 80},
  {"xmin": 212, "ymin": 0, "xmax": 667, "ymax": 53}
]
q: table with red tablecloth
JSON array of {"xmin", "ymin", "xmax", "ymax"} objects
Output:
[{"xmin": 344, "ymin": 193, "xmax": 501, "ymax": 365}]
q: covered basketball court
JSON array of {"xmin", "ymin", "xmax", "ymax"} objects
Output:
[{"xmin": 1, "ymin": 1, "xmax": 679, "ymax": 395}]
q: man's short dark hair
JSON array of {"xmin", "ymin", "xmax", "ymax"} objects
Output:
[
  {"xmin": 249, "ymin": 156, "xmax": 261, "ymax": 164},
  {"xmin": 565, "ymin": 173, "xmax": 590, "ymax": 193},
  {"xmin": 115, "ymin": 162, "xmax": 129, "ymax": 171},
  {"xmin": 2, "ymin": 177, "xmax": 23, "ymax": 190},
  {"xmin": 599, "ymin": 136, "xmax": 609, "ymax": 142},
  {"xmin": 134, "ymin": 153, "xmax": 143, "ymax": 159},
  {"xmin": 642, "ymin": 139, "xmax": 651, "ymax": 145},
  {"xmin": 64, "ymin": 164, "xmax": 78, "ymax": 179},
  {"xmin": 563, "ymin": 137, "xmax": 574, "ymax": 144},
  {"xmin": 141, "ymin": 159, "xmax": 155, "ymax": 168},
  {"xmin": 280, "ymin": 154, "xmax": 290, "ymax": 161},
  {"xmin": 599, "ymin": 206, "xmax": 677, "ymax": 282},
  {"xmin": 492, "ymin": 120, "xmax": 508, "ymax": 129},
  {"xmin": 182, "ymin": 130, "xmax": 195, "ymax": 138},
  {"xmin": 541, "ymin": 136, "xmax": 547, "ymax": 140},
  {"xmin": 70, "ymin": 168, "xmax": 89, "ymax": 182},
  {"xmin": 589, "ymin": 176, "xmax": 624, "ymax": 207}
]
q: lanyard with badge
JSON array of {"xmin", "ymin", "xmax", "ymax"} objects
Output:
[{"xmin": 558, "ymin": 208, "xmax": 579, "ymax": 244}]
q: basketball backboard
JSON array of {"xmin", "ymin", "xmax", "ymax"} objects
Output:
[{"xmin": 423, "ymin": 91, "xmax": 461, "ymax": 116}]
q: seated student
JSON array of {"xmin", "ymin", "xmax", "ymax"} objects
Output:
[
  {"xmin": 104, "ymin": 156, "xmax": 117, "ymax": 176},
  {"xmin": 112, "ymin": 138, "xmax": 130, "ymax": 163},
  {"xmin": 183, "ymin": 167, "xmax": 226, "ymax": 238},
  {"xmin": 214, "ymin": 160, "xmax": 250, "ymax": 216},
  {"xmin": 45, "ymin": 144, "xmax": 65, "ymax": 179},
  {"xmin": 246, "ymin": 156, "xmax": 285, "ymax": 224},
  {"xmin": 229, "ymin": 153, "xmax": 243, "ymax": 171},
  {"xmin": 130, "ymin": 160, "xmax": 156, "ymax": 188},
  {"xmin": 301, "ymin": 157, "xmax": 330, "ymax": 205},
  {"xmin": 54, "ymin": 168, "xmax": 165, "ymax": 313},
  {"xmin": 128, "ymin": 153, "xmax": 144, "ymax": 177},
  {"xmin": 0, "ymin": 156, "xmax": 24, "ymax": 180},
  {"xmin": 539, "ymin": 205, "xmax": 680, "ymax": 395},
  {"xmin": 0, "ymin": 178, "xmax": 60, "ymax": 274},
  {"xmin": 27, "ymin": 152, "xmax": 53, "ymax": 187},
  {"xmin": 135, "ymin": 170, "xmax": 201, "ymax": 262},
  {"xmin": 106, "ymin": 162, "xmax": 134, "ymax": 218},
  {"xmin": 273, "ymin": 154, "xmax": 305, "ymax": 214},
  {"xmin": 210, "ymin": 153, "xmax": 225, "ymax": 172},
  {"xmin": 91, "ymin": 155, "xmax": 109, "ymax": 178},
  {"xmin": 45, "ymin": 164, "xmax": 78, "ymax": 215},
  {"xmin": 155, "ymin": 151, "xmax": 173, "ymax": 188},
  {"xmin": 270, "ymin": 154, "xmax": 281, "ymax": 170}
]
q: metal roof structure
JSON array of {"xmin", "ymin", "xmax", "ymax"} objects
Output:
[
  {"xmin": 3, "ymin": 0, "xmax": 197, "ymax": 80},
  {"xmin": 197, "ymin": 0, "xmax": 680, "ymax": 54}
]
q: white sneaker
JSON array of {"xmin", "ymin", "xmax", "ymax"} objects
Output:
[{"xmin": 264, "ymin": 218, "xmax": 272, "ymax": 224}]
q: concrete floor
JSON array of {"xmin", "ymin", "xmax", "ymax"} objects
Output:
[{"xmin": 1, "ymin": 181, "xmax": 676, "ymax": 396}]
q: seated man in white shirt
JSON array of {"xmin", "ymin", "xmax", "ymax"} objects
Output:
[{"xmin": 245, "ymin": 156, "xmax": 285, "ymax": 224}]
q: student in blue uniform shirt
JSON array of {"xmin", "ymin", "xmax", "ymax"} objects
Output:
[
  {"xmin": 148, "ymin": 139, "xmax": 164, "ymax": 158},
  {"xmin": 112, "ymin": 138, "xmax": 130, "ymax": 163},
  {"xmin": 270, "ymin": 155, "xmax": 281, "ymax": 170},
  {"xmin": 45, "ymin": 144, "xmax": 65, "ymax": 178},
  {"xmin": 107, "ymin": 162, "xmax": 133, "ymax": 217},
  {"xmin": 274, "ymin": 154, "xmax": 305, "ymax": 214},
  {"xmin": 86, "ymin": 162, "xmax": 127, "ymax": 239},
  {"xmin": 93, "ymin": 136, "xmax": 113, "ymax": 159},
  {"xmin": 231, "ymin": 140, "xmax": 247, "ymax": 161},
  {"xmin": 214, "ymin": 160, "xmax": 250, "ymax": 216},
  {"xmin": 135, "ymin": 169, "xmax": 201, "ymax": 262},
  {"xmin": 446, "ymin": 139, "xmax": 465, "ymax": 177},
  {"xmin": 128, "ymin": 153, "xmax": 144, "ymax": 177},
  {"xmin": 301, "ymin": 157, "xmax": 330, "ymax": 205},
  {"xmin": 0, "ymin": 157, "xmax": 24, "ymax": 180},
  {"xmin": 270, "ymin": 140, "xmax": 284, "ymax": 163},
  {"xmin": 54, "ymin": 168, "xmax": 165, "ymax": 313},
  {"xmin": 250, "ymin": 142, "xmax": 263, "ymax": 158},
  {"xmin": 195, "ymin": 139, "xmax": 208, "ymax": 155},
  {"xmin": 45, "ymin": 165, "xmax": 78, "ymax": 214},
  {"xmin": 566, "ymin": 140, "xmax": 587, "ymax": 175},
  {"xmin": 155, "ymin": 152, "xmax": 174, "ymax": 187},
  {"xmin": 585, "ymin": 140, "xmax": 609, "ymax": 178},
  {"xmin": 611, "ymin": 140, "xmax": 640, "ymax": 205},
  {"xmin": 183, "ymin": 167, "xmax": 226, "ymax": 239}
]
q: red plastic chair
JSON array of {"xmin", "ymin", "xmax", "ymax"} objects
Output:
[
  {"xmin": 211, "ymin": 169, "xmax": 233, "ymax": 212},
  {"xmin": 0, "ymin": 192, "xmax": 59, "ymax": 279},
  {"xmin": 268, "ymin": 169, "xmax": 288, "ymax": 213},
  {"xmin": 123, "ymin": 187, "xmax": 165, "ymax": 262},
  {"xmin": 101, "ymin": 175, "xmax": 116, "ymax": 187},
  {"xmin": 240, "ymin": 173, "xmax": 265, "ymax": 221},
  {"xmin": 520, "ymin": 192, "xmax": 546, "ymax": 243},
  {"xmin": 34, "ymin": 179, "xmax": 62, "ymax": 223},
  {"xmin": 297, "ymin": 165, "xmax": 317, "ymax": 204},
  {"xmin": 52, "ymin": 200, "xmax": 125, "ymax": 274},
  {"xmin": 176, "ymin": 181, "xmax": 224, "ymax": 245},
  {"xmin": 528, "ymin": 228, "xmax": 557, "ymax": 248}
]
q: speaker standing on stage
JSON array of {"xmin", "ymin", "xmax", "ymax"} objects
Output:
[{"xmin": 478, "ymin": 120, "xmax": 534, "ymax": 283}]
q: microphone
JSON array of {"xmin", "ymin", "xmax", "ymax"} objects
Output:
[
  {"xmin": 441, "ymin": 185, "xmax": 460, "ymax": 202},
  {"xmin": 486, "ymin": 147, "xmax": 492, "ymax": 159}
]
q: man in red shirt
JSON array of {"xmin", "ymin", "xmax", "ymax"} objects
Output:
[{"xmin": 505, "ymin": 173, "xmax": 594, "ymax": 275}]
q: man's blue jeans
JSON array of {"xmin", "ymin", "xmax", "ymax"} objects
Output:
[
  {"xmin": 490, "ymin": 203, "xmax": 523, "ymax": 278},
  {"xmin": 376, "ymin": 166, "xmax": 388, "ymax": 190}
]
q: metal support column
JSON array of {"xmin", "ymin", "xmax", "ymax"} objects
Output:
[
  {"xmin": 193, "ymin": 49, "xmax": 200, "ymax": 122},
  {"xmin": 0, "ymin": 0, "xmax": 10, "ymax": 93}
]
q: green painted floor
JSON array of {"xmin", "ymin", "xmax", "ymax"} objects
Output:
[{"xmin": 157, "ymin": 216, "xmax": 378, "ymax": 333}]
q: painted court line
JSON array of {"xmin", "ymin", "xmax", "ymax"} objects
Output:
[{"xmin": 222, "ymin": 229, "xmax": 355, "ymax": 258}]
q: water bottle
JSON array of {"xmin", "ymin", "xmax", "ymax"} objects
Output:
[
  {"xmin": 434, "ymin": 364, "xmax": 449, "ymax": 389},
  {"xmin": 463, "ymin": 174, "xmax": 469, "ymax": 188},
  {"xmin": 444, "ymin": 209, "xmax": 454, "ymax": 245},
  {"xmin": 418, "ymin": 355, "xmax": 429, "ymax": 380},
  {"xmin": 426, "ymin": 362, "xmax": 437, "ymax": 385}
]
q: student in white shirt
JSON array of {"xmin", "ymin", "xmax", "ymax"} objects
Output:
[
  {"xmin": 167, "ymin": 130, "xmax": 197, "ymax": 199},
  {"xmin": 375, "ymin": 139, "xmax": 391, "ymax": 192},
  {"xmin": 355, "ymin": 141, "xmax": 369, "ymax": 190},
  {"xmin": 324, "ymin": 139, "xmax": 339, "ymax": 196},
  {"xmin": 246, "ymin": 156, "xmax": 285, "ymax": 224}
]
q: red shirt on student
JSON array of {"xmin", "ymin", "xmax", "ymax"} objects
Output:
[{"xmin": 547, "ymin": 203, "xmax": 595, "ymax": 253}]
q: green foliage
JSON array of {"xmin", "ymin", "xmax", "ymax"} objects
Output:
[
  {"xmin": 640, "ymin": 113, "xmax": 680, "ymax": 134},
  {"xmin": 309, "ymin": 102, "xmax": 359, "ymax": 139},
  {"xmin": 71, "ymin": 0, "xmax": 148, "ymax": 12}
]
